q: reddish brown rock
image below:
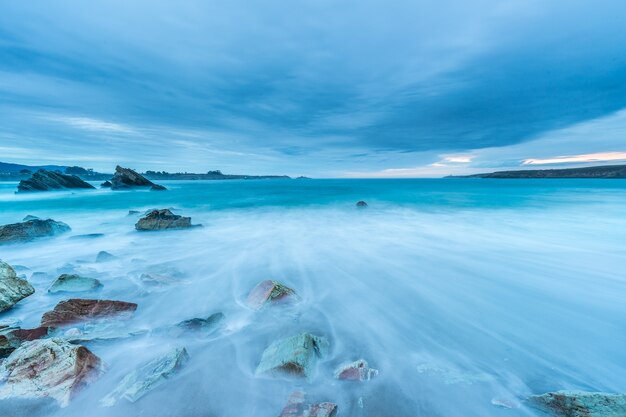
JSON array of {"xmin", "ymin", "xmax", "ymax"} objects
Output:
[
  {"xmin": 0, "ymin": 326, "xmax": 49, "ymax": 357},
  {"xmin": 41, "ymin": 299, "xmax": 137, "ymax": 328},
  {"xmin": 334, "ymin": 359, "xmax": 379, "ymax": 381},
  {"xmin": 246, "ymin": 280, "xmax": 298, "ymax": 310},
  {"xmin": 279, "ymin": 391, "xmax": 338, "ymax": 417}
]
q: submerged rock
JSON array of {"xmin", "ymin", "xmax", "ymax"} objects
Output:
[
  {"xmin": 528, "ymin": 391, "xmax": 626, "ymax": 417},
  {"xmin": 51, "ymin": 322, "xmax": 146, "ymax": 343},
  {"xmin": 279, "ymin": 391, "xmax": 338, "ymax": 417},
  {"xmin": 356, "ymin": 201, "xmax": 368, "ymax": 208},
  {"xmin": 101, "ymin": 347, "xmax": 189, "ymax": 406},
  {"xmin": 334, "ymin": 359, "xmax": 378, "ymax": 381},
  {"xmin": 17, "ymin": 170, "xmax": 95, "ymax": 192},
  {"xmin": 48, "ymin": 274, "xmax": 103, "ymax": 294},
  {"xmin": 95, "ymin": 251, "xmax": 116, "ymax": 263},
  {"xmin": 0, "ymin": 338, "xmax": 102, "ymax": 407},
  {"xmin": 135, "ymin": 209, "xmax": 197, "ymax": 231},
  {"xmin": 41, "ymin": 299, "xmax": 138, "ymax": 328},
  {"xmin": 0, "ymin": 261, "xmax": 35, "ymax": 312},
  {"xmin": 140, "ymin": 272, "xmax": 178, "ymax": 286},
  {"xmin": 0, "ymin": 218, "xmax": 70, "ymax": 244},
  {"xmin": 109, "ymin": 165, "xmax": 166, "ymax": 191},
  {"xmin": 174, "ymin": 313, "xmax": 224, "ymax": 335},
  {"xmin": 69, "ymin": 233, "xmax": 105, "ymax": 240},
  {"xmin": 256, "ymin": 333, "xmax": 329, "ymax": 380},
  {"xmin": 246, "ymin": 280, "xmax": 299, "ymax": 310}
]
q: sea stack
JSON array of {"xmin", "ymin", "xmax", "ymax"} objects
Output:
[
  {"xmin": 17, "ymin": 170, "xmax": 95, "ymax": 192},
  {"xmin": 108, "ymin": 165, "xmax": 166, "ymax": 191}
]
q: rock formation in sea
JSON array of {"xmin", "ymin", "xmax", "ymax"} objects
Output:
[
  {"xmin": 334, "ymin": 359, "xmax": 378, "ymax": 381},
  {"xmin": 0, "ymin": 338, "xmax": 102, "ymax": 407},
  {"xmin": 135, "ymin": 209, "xmax": 198, "ymax": 231},
  {"xmin": 100, "ymin": 180, "xmax": 112, "ymax": 188},
  {"xmin": 528, "ymin": 390, "xmax": 626, "ymax": 417},
  {"xmin": 278, "ymin": 391, "xmax": 338, "ymax": 417},
  {"xmin": 256, "ymin": 333, "xmax": 329, "ymax": 380},
  {"xmin": 48, "ymin": 274, "xmax": 103, "ymax": 294},
  {"xmin": 41, "ymin": 299, "xmax": 138, "ymax": 328},
  {"xmin": 0, "ymin": 261, "xmax": 35, "ymax": 312},
  {"xmin": 0, "ymin": 218, "xmax": 70, "ymax": 244},
  {"xmin": 101, "ymin": 347, "xmax": 189, "ymax": 406},
  {"xmin": 174, "ymin": 312, "xmax": 225, "ymax": 336},
  {"xmin": 246, "ymin": 280, "xmax": 299, "ymax": 310},
  {"xmin": 17, "ymin": 169, "xmax": 95, "ymax": 192},
  {"xmin": 356, "ymin": 201, "xmax": 368, "ymax": 207},
  {"xmin": 108, "ymin": 165, "xmax": 166, "ymax": 191},
  {"xmin": 96, "ymin": 251, "xmax": 116, "ymax": 262}
]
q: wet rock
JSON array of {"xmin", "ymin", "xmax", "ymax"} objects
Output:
[
  {"xmin": 0, "ymin": 218, "xmax": 70, "ymax": 244},
  {"xmin": 246, "ymin": 280, "xmax": 299, "ymax": 310},
  {"xmin": 128, "ymin": 210, "xmax": 140, "ymax": 215},
  {"xmin": 48, "ymin": 274, "xmax": 103, "ymax": 294},
  {"xmin": 528, "ymin": 391, "xmax": 626, "ymax": 417},
  {"xmin": 41, "ymin": 299, "xmax": 138, "ymax": 328},
  {"xmin": 22, "ymin": 215, "xmax": 39, "ymax": 221},
  {"xmin": 150, "ymin": 184, "xmax": 167, "ymax": 191},
  {"xmin": 0, "ymin": 338, "xmax": 102, "ymax": 407},
  {"xmin": 256, "ymin": 333, "xmax": 329, "ymax": 380},
  {"xmin": 100, "ymin": 180, "xmax": 112, "ymax": 188},
  {"xmin": 140, "ymin": 272, "xmax": 178, "ymax": 286},
  {"xmin": 135, "ymin": 209, "xmax": 197, "ymax": 231},
  {"xmin": 0, "ymin": 261, "xmax": 35, "ymax": 312},
  {"xmin": 101, "ymin": 347, "xmax": 189, "ymax": 406},
  {"xmin": 96, "ymin": 251, "xmax": 116, "ymax": 262},
  {"xmin": 0, "ymin": 326, "xmax": 49, "ymax": 357},
  {"xmin": 17, "ymin": 170, "xmax": 95, "ymax": 192},
  {"xmin": 356, "ymin": 201, "xmax": 368, "ymax": 207},
  {"xmin": 175, "ymin": 313, "xmax": 224, "ymax": 335},
  {"xmin": 69, "ymin": 233, "xmax": 105, "ymax": 240},
  {"xmin": 109, "ymin": 165, "xmax": 166, "ymax": 191},
  {"xmin": 279, "ymin": 391, "xmax": 338, "ymax": 417},
  {"xmin": 51, "ymin": 322, "xmax": 146, "ymax": 343},
  {"xmin": 334, "ymin": 359, "xmax": 379, "ymax": 381}
]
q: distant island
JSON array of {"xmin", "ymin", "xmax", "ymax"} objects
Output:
[
  {"xmin": 451, "ymin": 164, "xmax": 626, "ymax": 179},
  {"xmin": 0, "ymin": 162, "xmax": 292, "ymax": 181}
]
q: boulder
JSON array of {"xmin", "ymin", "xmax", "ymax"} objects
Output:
[
  {"xmin": 0, "ymin": 338, "xmax": 102, "ymax": 407},
  {"xmin": 109, "ymin": 166, "xmax": 166, "ymax": 191},
  {"xmin": 246, "ymin": 280, "xmax": 299, "ymax": 310},
  {"xmin": 17, "ymin": 170, "xmax": 95, "ymax": 192},
  {"xmin": 334, "ymin": 359, "xmax": 378, "ymax": 381},
  {"xmin": 528, "ymin": 391, "xmax": 626, "ymax": 417},
  {"xmin": 0, "ymin": 218, "xmax": 70, "ymax": 244},
  {"xmin": 41, "ymin": 299, "xmax": 138, "ymax": 328},
  {"xmin": 101, "ymin": 347, "xmax": 189, "ymax": 406},
  {"xmin": 356, "ymin": 201, "xmax": 368, "ymax": 208},
  {"xmin": 135, "ymin": 209, "xmax": 196, "ymax": 231},
  {"xmin": 256, "ymin": 333, "xmax": 329, "ymax": 381},
  {"xmin": 0, "ymin": 261, "xmax": 35, "ymax": 312},
  {"xmin": 279, "ymin": 391, "xmax": 338, "ymax": 417},
  {"xmin": 95, "ymin": 251, "xmax": 116, "ymax": 262},
  {"xmin": 48, "ymin": 274, "xmax": 103, "ymax": 294},
  {"xmin": 174, "ymin": 312, "xmax": 224, "ymax": 336},
  {"xmin": 0, "ymin": 326, "xmax": 48, "ymax": 358},
  {"xmin": 100, "ymin": 180, "xmax": 112, "ymax": 188}
]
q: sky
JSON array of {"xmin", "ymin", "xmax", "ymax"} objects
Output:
[{"xmin": 0, "ymin": 0, "xmax": 625, "ymax": 177}]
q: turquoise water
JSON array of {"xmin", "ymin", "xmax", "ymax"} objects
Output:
[{"xmin": 1, "ymin": 179, "xmax": 626, "ymax": 416}]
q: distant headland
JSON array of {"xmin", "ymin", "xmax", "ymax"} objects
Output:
[{"xmin": 449, "ymin": 164, "xmax": 626, "ymax": 179}]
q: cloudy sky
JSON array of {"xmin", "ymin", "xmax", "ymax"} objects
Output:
[{"xmin": 0, "ymin": 0, "xmax": 625, "ymax": 177}]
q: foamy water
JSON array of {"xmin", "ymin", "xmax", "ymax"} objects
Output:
[{"xmin": 0, "ymin": 179, "xmax": 625, "ymax": 417}]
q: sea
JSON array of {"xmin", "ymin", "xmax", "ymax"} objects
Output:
[{"xmin": 0, "ymin": 178, "xmax": 625, "ymax": 417}]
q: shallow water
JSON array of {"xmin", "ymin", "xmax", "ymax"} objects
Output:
[{"xmin": 0, "ymin": 178, "xmax": 625, "ymax": 417}]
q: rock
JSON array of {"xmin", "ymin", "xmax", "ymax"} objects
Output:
[
  {"xmin": 356, "ymin": 201, "xmax": 368, "ymax": 207},
  {"xmin": 246, "ymin": 280, "xmax": 299, "ymax": 310},
  {"xmin": 95, "ymin": 251, "xmax": 116, "ymax": 262},
  {"xmin": 100, "ymin": 180, "xmax": 112, "ymax": 188},
  {"xmin": 334, "ymin": 359, "xmax": 378, "ymax": 381},
  {"xmin": 128, "ymin": 210, "xmax": 140, "ymax": 215},
  {"xmin": 109, "ymin": 165, "xmax": 166, "ymax": 191},
  {"xmin": 0, "ymin": 338, "xmax": 102, "ymax": 407},
  {"xmin": 528, "ymin": 391, "xmax": 626, "ymax": 417},
  {"xmin": 0, "ymin": 326, "xmax": 49, "ymax": 357},
  {"xmin": 101, "ymin": 348, "xmax": 189, "ymax": 406},
  {"xmin": 279, "ymin": 391, "xmax": 338, "ymax": 417},
  {"xmin": 150, "ymin": 184, "xmax": 167, "ymax": 191},
  {"xmin": 135, "ymin": 209, "xmax": 197, "ymax": 231},
  {"xmin": 17, "ymin": 170, "xmax": 95, "ymax": 192},
  {"xmin": 22, "ymin": 215, "xmax": 39, "ymax": 221},
  {"xmin": 0, "ymin": 261, "xmax": 35, "ymax": 312},
  {"xmin": 69, "ymin": 233, "xmax": 104, "ymax": 240},
  {"xmin": 140, "ymin": 272, "xmax": 178, "ymax": 286},
  {"xmin": 48, "ymin": 274, "xmax": 103, "ymax": 294},
  {"xmin": 41, "ymin": 299, "xmax": 138, "ymax": 328},
  {"xmin": 256, "ymin": 333, "xmax": 329, "ymax": 380},
  {"xmin": 50, "ymin": 322, "xmax": 146, "ymax": 343},
  {"xmin": 175, "ymin": 313, "xmax": 224, "ymax": 335},
  {"xmin": 0, "ymin": 219, "xmax": 70, "ymax": 244}
]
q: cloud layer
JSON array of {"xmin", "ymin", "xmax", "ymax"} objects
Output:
[{"xmin": 0, "ymin": 0, "xmax": 625, "ymax": 176}]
